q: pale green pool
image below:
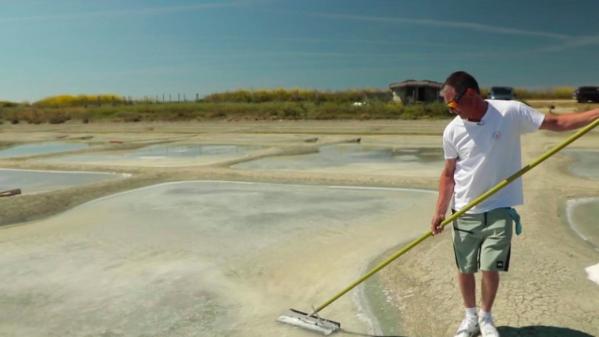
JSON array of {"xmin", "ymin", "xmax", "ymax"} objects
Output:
[
  {"xmin": 234, "ymin": 144, "xmax": 444, "ymax": 176},
  {"xmin": 0, "ymin": 168, "xmax": 127, "ymax": 194},
  {"xmin": 567, "ymin": 197, "xmax": 599, "ymax": 251},
  {"xmin": 45, "ymin": 143, "xmax": 260, "ymax": 167},
  {"xmin": 0, "ymin": 142, "xmax": 89, "ymax": 158},
  {"xmin": 565, "ymin": 149, "xmax": 599, "ymax": 180},
  {"xmin": 0, "ymin": 181, "xmax": 436, "ymax": 337}
]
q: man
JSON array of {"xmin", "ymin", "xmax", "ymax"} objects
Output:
[{"xmin": 430, "ymin": 71, "xmax": 599, "ymax": 337}]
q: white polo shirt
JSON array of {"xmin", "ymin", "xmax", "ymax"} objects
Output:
[{"xmin": 442, "ymin": 100, "xmax": 545, "ymax": 214}]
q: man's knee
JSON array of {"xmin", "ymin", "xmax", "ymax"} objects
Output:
[{"xmin": 481, "ymin": 270, "xmax": 499, "ymax": 282}]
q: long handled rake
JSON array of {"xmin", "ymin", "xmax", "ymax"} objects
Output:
[{"xmin": 278, "ymin": 118, "xmax": 599, "ymax": 335}]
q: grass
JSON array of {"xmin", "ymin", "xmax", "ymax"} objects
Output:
[
  {"xmin": 0, "ymin": 87, "xmax": 592, "ymax": 124},
  {"xmin": 203, "ymin": 88, "xmax": 392, "ymax": 103},
  {"xmin": 0, "ymin": 101, "xmax": 452, "ymax": 124}
]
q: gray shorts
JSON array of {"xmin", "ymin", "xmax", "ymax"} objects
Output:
[{"xmin": 452, "ymin": 207, "xmax": 514, "ymax": 273}]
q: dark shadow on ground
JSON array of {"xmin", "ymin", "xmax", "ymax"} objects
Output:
[
  {"xmin": 498, "ymin": 326, "xmax": 595, "ymax": 337},
  {"xmin": 340, "ymin": 329, "xmax": 407, "ymax": 337},
  {"xmin": 341, "ymin": 325, "xmax": 595, "ymax": 337}
]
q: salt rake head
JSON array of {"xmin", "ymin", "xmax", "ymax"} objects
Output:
[{"xmin": 277, "ymin": 308, "xmax": 341, "ymax": 335}]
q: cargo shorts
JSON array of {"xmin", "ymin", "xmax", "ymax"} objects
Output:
[{"xmin": 452, "ymin": 207, "xmax": 514, "ymax": 273}]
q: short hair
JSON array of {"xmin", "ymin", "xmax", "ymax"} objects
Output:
[{"xmin": 443, "ymin": 71, "xmax": 480, "ymax": 94}]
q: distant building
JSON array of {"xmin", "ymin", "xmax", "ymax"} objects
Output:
[{"xmin": 389, "ymin": 80, "xmax": 442, "ymax": 104}]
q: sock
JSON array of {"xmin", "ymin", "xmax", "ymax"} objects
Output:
[
  {"xmin": 465, "ymin": 307, "xmax": 477, "ymax": 320},
  {"xmin": 479, "ymin": 309, "xmax": 492, "ymax": 320}
]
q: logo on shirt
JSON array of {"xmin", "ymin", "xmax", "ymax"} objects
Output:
[{"xmin": 493, "ymin": 131, "xmax": 502, "ymax": 140}]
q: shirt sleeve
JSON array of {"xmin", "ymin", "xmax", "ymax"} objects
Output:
[
  {"xmin": 442, "ymin": 127, "xmax": 458, "ymax": 159},
  {"xmin": 516, "ymin": 102, "xmax": 545, "ymax": 134}
]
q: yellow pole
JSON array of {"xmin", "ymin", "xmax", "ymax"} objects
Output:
[{"xmin": 310, "ymin": 118, "xmax": 599, "ymax": 316}]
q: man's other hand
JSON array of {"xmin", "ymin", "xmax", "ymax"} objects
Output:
[{"xmin": 431, "ymin": 214, "xmax": 446, "ymax": 235}]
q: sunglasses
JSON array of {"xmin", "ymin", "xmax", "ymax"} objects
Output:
[{"xmin": 447, "ymin": 88, "xmax": 466, "ymax": 112}]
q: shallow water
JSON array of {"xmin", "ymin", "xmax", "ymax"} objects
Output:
[
  {"xmin": 0, "ymin": 181, "xmax": 436, "ymax": 337},
  {"xmin": 234, "ymin": 144, "xmax": 444, "ymax": 176},
  {"xmin": 133, "ymin": 143, "xmax": 255, "ymax": 158},
  {"xmin": 46, "ymin": 143, "xmax": 259, "ymax": 166},
  {"xmin": 566, "ymin": 197, "xmax": 599, "ymax": 251},
  {"xmin": 565, "ymin": 149, "xmax": 599, "ymax": 180},
  {"xmin": 0, "ymin": 168, "xmax": 126, "ymax": 194},
  {"xmin": 0, "ymin": 142, "xmax": 89, "ymax": 158}
]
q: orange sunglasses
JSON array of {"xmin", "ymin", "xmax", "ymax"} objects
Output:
[{"xmin": 447, "ymin": 88, "xmax": 467, "ymax": 111}]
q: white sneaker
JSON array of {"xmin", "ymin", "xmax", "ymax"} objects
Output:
[
  {"xmin": 454, "ymin": 317, "xmax": 479, "ymax": 337},
  {"xmin": 478, "ymin": 315, "xmax": 500, "ymax": 337}
]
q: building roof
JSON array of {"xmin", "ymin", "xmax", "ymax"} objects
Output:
[{"xmin": 389, "ymin": 80, "xmax": 442, "ymax": 89}]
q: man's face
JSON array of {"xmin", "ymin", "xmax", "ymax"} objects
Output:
[{"xmin": 440, "ymin": 85, "xmax": 464, "ymax": 115}]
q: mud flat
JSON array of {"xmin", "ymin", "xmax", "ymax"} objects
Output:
[
  {"xmin": 562, "ymin": 148, "xmax": 599, "ymax": 287},
  {"xmin": 375, "ymin": 130, "xmax": 599, "ymax": 337},
  {"xmin": 1, "ymin": 120, "xmax": 598, "ymax": 337}
]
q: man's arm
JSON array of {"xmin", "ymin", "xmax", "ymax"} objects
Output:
[
  {"xmin": 431, "ymin": 158, "xmax": 456, "ymax": 235},
  {"xmin": 540, "ymin": 108, "xmax": 599, "ymax": 131}
]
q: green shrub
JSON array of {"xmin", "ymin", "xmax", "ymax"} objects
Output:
[
  {"xmin": 0, "ymin": 101, "xmax": 19, "ymax": 108},
  {"xmin": 48, "ymin": 113, "xmax": 69, "ymax": 124}
]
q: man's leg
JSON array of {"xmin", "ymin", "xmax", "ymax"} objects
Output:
[
  {"xmin": 458, "ymin": 272, "xmax": 476, "ymax": 308},
  {"xmin": 481, "ymin": 270, "xmax": 499, "ymax": 312},
  {"xmin": 452, "ymin": 213, "xmax": 484, "ymax": 337},
  {"xmin": 480, "ymin": 208, "xmax": 511, "ymax": 313},
  {"xmin": 479, "ymin": 270, "xmax": 500, "ymax": 337},
  {"xmin": 477, "ymin": 208, "xmax": 512, "ymax": 337},
  {"xmin": 454, "ymin": 272, "xmax": 479, "ymax": 337}
]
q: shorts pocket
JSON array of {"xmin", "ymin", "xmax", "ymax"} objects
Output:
[{"xmin": 453, "ymin": 226, "xmax": 474, "ymax": 234}]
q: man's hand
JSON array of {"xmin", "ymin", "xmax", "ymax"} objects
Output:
[
  {"xmin": 540, "ymin": 108, "xmax": 599, "ymax": 131},
  {"xmin": 431, "ymin": 213, "xmax": 446, "ymax": 236}
]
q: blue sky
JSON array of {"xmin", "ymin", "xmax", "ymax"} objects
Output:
[{"xmin": 1, "ymin": 0, "xmax": 599, "ymax": 101}]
